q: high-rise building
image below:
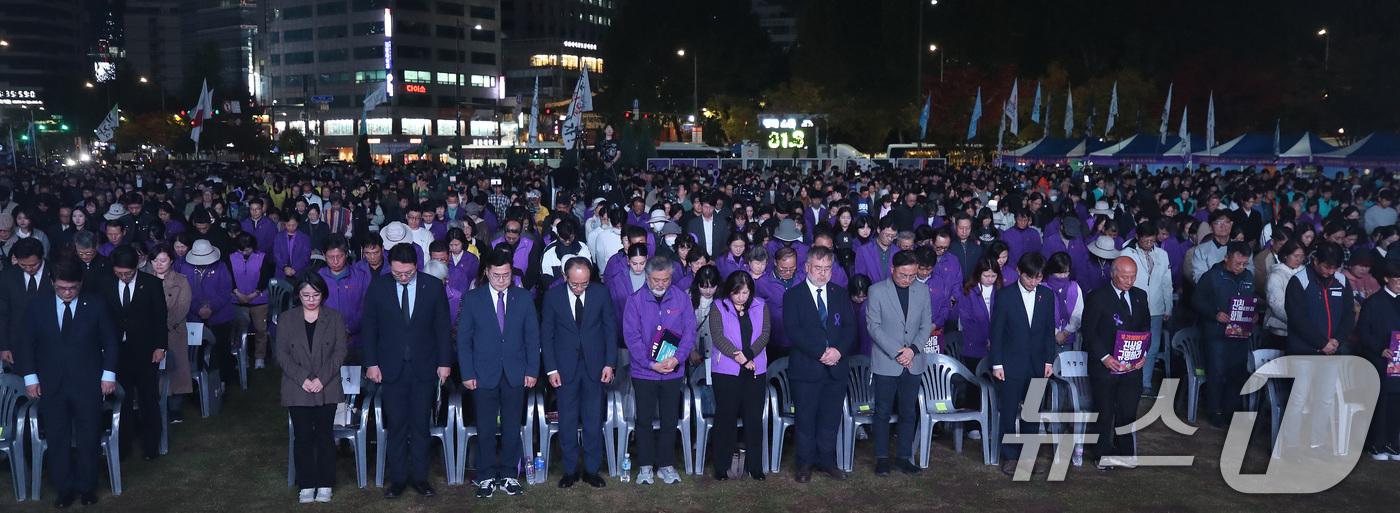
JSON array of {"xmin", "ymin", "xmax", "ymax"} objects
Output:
[
  {"xmin": 125, "ymin": 0, "xmax": 184, "ymax": 99},
  {"xmin": 183, "ymin": 0, "xmax": 265, "ymax": 103},
  {"xmin": 265, "ymin": 0, "xmax": 504, "ymax": 161},
  {"xmin": 0, "ymin": 0, "xmax": 89, "ymax": 102},
  {"xmin": 752, "ymin": 0, "xmax": 805, "ymax": 53},
  {"xmin": 500, "ymin": 0, "xmax": 614, "ymax": 137}
]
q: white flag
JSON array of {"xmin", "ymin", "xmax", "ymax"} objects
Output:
[
  {"xmin": 1179, "ymin": 105, "xmax": 1189, "ymax": 161},
  {"xmin": 363, "ymin": 82, "xmax": 388, "ymax": 114},
  {"xmin": 1159, "ymin": 84, "xmax": 1173, "ymax": 145},
  {"xmin": 190, "ymin": 79, "xmax": 213, "ymax": 144},
  {"xmin": 527, "ymin": 74, "xmax": 539, "ymax": 148},
  {"xmin": 1005, "ymin": 80, "xmax": 1019, "ymax": 135},
  {"xmin": 1105, "ymin": 82, "xmax": 1119, "ymax": 135},
  {"xmin": 1206, "ymin": 91, "xmax": 1216, "ymax": 153},
  {"xmin": 94, "ymin": 104, "xmax": 119, "ymax": 142},
  {"xmin": 1031, "ymin": 82, "xmax": 1042, "ymax": 123},
  {"xmin": 1063, "ymin": 87, "xmax": 1074, "ymax": 138},
  {"xmin": 562, "ymin": 68, "xmax": 593, "ymax": 150}
]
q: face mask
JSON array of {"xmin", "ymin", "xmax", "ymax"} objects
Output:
[{"xmin": 665, "ymin": 235, "xmax": 678, "ymax": 246}]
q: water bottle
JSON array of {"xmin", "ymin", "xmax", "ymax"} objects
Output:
[
  {"xmin": 1072, "ymin": 444, "xmax": 1084, "ymax": 467},
  {"xmin": 620, "ymin": 453, "xmax": 632, "ymax": 483},
  {"xmin": 534, "ymin": 452, "xmax": 545, "ymax": 483},
  {"xmin": 526, "ymin": 456, "xmax": 536, "ymax": 484}
]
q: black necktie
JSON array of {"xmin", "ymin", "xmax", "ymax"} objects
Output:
[
  {"xmin": 401, "ymin": 284, "xmax": 411, "ymax": 324},
  {"xmin": 27, "ymin": 274, "xmax": 37, "ymax": 293},
  {"xmin": 1120, "ymin": 290, "xmax": 1131, "ymax": 316},
  {"xmin": 123, "ymin": 282, "xmax": 132, "ymax": 307},
  {"xmin": 574, "ymin": 293, "xmax": 584, "ymax": 327},
  {"xmin": 61, "ymin": 301, "xmax": 73, "ymax": 336},
  {"xmin": 817, "ymin": 287, "xmax": 828, "ymax": 324}
]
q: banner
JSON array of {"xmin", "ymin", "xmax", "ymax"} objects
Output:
[
  {"xmin": 562, "ymin": 68, "xmax": 593, "ymax": 150},
  {"xmin": 1206, "ymin": 91, "xmax": 1216, "ymax": 154},
  {"xmin": 1031, "ymin": 82, "xmax": 1042, "ymax": 123},
  {"xmin": 1106, "ymin": 81, "xmax": 1119, "ymax": 135},
  {"xmin": 966, "ymin": 87, "xmax": 982, "ymax": 141},
  {"xmin": 1224, "ymin": 296, "xmax": 1256, "ymax": 338},
  {"xmin": 1160, "ymin": 84, "xmax": 1173, "ymax": 145},
  {"xmin": 190, "ymin": 79, "xmax": 213, "ymax": 145},
  {"xmin": 918, "ymin": 93, "xmax": 931, "ymax": 141},
  {"xmin": 1063, "ymin": 87, "xmax": 1074, "ymax": 138},
  {"xmin": 95, "ymin": 104, "xmax": 119, "ymax": 142},
  {"xmin": 527, "ymin": 74, "xmax": 539, "ymax": 148},
  {"xmin": 1005, "ymin": 80, "xmax": 1019, "ymax": 135}
]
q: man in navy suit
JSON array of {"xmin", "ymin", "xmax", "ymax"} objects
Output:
[
  {"xmin": 458, "ymin": 248, "xmax": 541, "ymax": 499},
  {"xmin": 15, "ymin": 259, "xmax": 119, "ymax": 508},
  {"xmin": 363, "ymin": 244, "xmax": 453, "ymax": 499},
  {"xmin": 989, "ymin": 252, "xmax": 1058, "ymax": 476},
  {"xmin": 541, "ymin": 257, "xmax": 616, "ymax": 489},
  {"xmin": 782, "ymin": 245, "xmax": 856, "ymax": 483}
]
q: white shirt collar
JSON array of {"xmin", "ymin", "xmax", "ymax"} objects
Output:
[{"xmin": 1387, "ymin": 287, "xmax": 1400, "ymax": 299}]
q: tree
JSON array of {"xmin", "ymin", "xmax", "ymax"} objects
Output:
[{"xmin": 278, "ymin": 128, "xmax": 307, "ymax": 158}]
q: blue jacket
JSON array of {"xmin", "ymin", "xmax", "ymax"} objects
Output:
[
  {"xmin": 1191, "ymin": 262, "xmax": 1256, "ymax": 340},
  {"xmin": 457, "ymin": 285, "xmax": 541, "ymax": 388},
  {"xmin": 540, "ymin": 282, "xmax": 617, "ymax": 385},
  {"xmin": 1284, "ymin": 266, "xmax": 1354, "ymax": 355}
]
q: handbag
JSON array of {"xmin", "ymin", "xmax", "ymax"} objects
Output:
[{"xmin": 726, "ymin": 448, "xmax": 747, "ymax": 480}]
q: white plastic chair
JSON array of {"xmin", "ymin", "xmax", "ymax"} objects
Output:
[
  {"xmin": 1047, "ymin": 351, "xmax": 1095, "ymax": 465},
  {"xmin": 1249, "ymin": 349, "xmax": 1284, "ymax": 451},
  {"xmin": 157, "ymin": 371, "xmax": 170, "ymax": 456},
  {"xmin": 0, "ymin": 374, "xmax": 31, "ymax": 501},
  {"xmin": 690, "ymin": 358, "xmax": 769, "ymax": 476},
  {"xmin": 233, "ymin": 322, "xmax": 249, "ymax": 390},
  {"xmin": 838, "ymin": 355, "xmax": 909, "ymax": 472},
  {"xmin": 602, "ymin": 347, "xmax": 631, "ymax": 477},
  {"xmin": 765, "ymin": 357, "xmax": 797, "ymax": 474},
  {"xmin": 287, "ymin": 377, "xmax": 374, "ymax": 488},
  {"xmin": 918, "ymin": 354, "xmax": 995, "ymax": 467},
  {"xmin": 1170, "ymin": 327, "xmax": 1204, "ymax": 422},
  {"xmin": 974, "ymin": 358, "xmax": 1001, "ymax": 460},
  {"xmin": 30, "ymin": 384, "xmax": 125, "ymax": 500},
  {"xmin": 189, "ymin": 324, "xmax": 223, "ymax": 418}
]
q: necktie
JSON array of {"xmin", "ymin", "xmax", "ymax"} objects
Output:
[
  {"xmin": 401, "ymin": 283, "xmax": 411, "ymax": 324},
  {"xmin": 496, "ymin": 291, "xmax": 507, "ymax": 332},
  {"xmin": 574, "ymin": 293, "xmax": 584, "ymax": 327},
  {"xmin": 1120, "ymin": 290, "xmax": 1131, "ymax": 316},
  {"xmin": 28, "ymin": 274, "xmax": 37, "ymax": 293},
  {"xmin": 816, "ymin": 287, "xmax": 828, "ymax": 324},
  {"xmin": 123, "ymin": 282, "xmax": 132, "ymax": 307},
  {"xmin": 61, "ymin": 301, "xmax": 73, "ymax": 335}
]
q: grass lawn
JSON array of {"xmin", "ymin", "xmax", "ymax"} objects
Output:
[{"xmin": 3, "ymin": 368, "xmax": 1394, "ymax": 512}]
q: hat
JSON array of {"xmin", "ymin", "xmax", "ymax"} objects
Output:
[
  {"xmin": 660, "ymin": 223, "xmax": 683, "ymax": 236},
  {"xmin": 1088, "ymin": 200, "xmax": 1115, "ymax": 218},
  {"xmin": 775, "ymin": 219, "xmax": 803, "ymax": 242},
  {"xmin": 462, "ymin": 203, "xmax": 482, "ymax": 218},
  {"xmin": 592, "ymin": 197, "xmax": 607, "ymax": 207},
  {"xmin": 1058, "ymin": 216, "xmax": 1082, "ymax": 238},
  {"xmin": 648, "ymin": 209, "xmax": 669, "ymax": 224},
  {"xmin": 1088, "ymin": 235, "xmax": 1120, "ymax": 260},
  {"xmin": 381, "ymin": 221, "xmax": 411, "ymax": 250},
  {"xmin": 186, "ymin": 239, "xmax": 221, "ymax": 266},
  {"xmin": 105, "ymin": 204, "xmax": 130, "ymax": 221},
  {"xmin": 0, "ymin": 213, "xmax": 12, "ymax": 231}
]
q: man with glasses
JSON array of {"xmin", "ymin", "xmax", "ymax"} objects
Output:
[
  {"xmin": 458, "ymin": 249, "xmax": 542, "ymax": 498},
  {"xmin": 14, "ymin": 259, "xmax": 118, "ymax": 508},
  {"xmin": 540, "ymin": 257, "xmax": 616, "ymax": 489},
  {"xmin": 1191, "ymin": 209, "xmax": 1253, "ymax": 283},
  {"xmin": 864, "ymin": 250, "xmax": 932, "ymax": 477},
  {"xmin": 362, "ymin": 244, "xmax": 453, "ymax": 500},
  {"xmin": 783, "ymin": 246, "xmax": 856, "ymax": 483},
  {"xmin": 989, "ymin": 252, "xmax": 1057, "ymax": 476},
  {"xmin": 855, "ymin": 216, "xmax": 900, "ymax": 282},
  {"xmin": 490, "ymin": 218, "xmax": 540, "ymax": 291},
  {"xmin": 621, "ymin": 256, "xmax": 697, "ymax": 485},
  {"xmin": 73, "ymin": 230, "xmax": 111, "ymax": 276},
  {"xmin": 320, "ymin": 235, "xmax": 372, "ymax": 365},
  {"xmin": 756, "ymin": 247, "xmax": 806, "ymax": 360},
  {"xmin": 97, "ymin": 246, "xmax": 169, "ymax": 462},
  {"xmin": 0, "ymin": 238, "xmax": 50, "ymax": 365}
]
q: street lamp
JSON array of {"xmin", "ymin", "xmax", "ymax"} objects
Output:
[
  {"xmin": 1318, "ymin": 28, "xmax": 1329, "ymax": 70},
  {"xmin": 677, "ymin": 49, "xmax": 698, "ymax": 131},
  {"xmin": 0, "ymin": 40, "xmax": 8, "ymax": 46},
  {"xmin": 916, "ymin": 0, "xmax": 940, "ymax": 101},
  {"xmin": 929, "ymin": 44, "xmax": 943, "ymax": 82},
  {"xmin": 139, "ymin": 77, "xmax": 148, "ymax": 83},
  {"xmin": 84, "ymin": 82, "xmax": 94, "ymax": 88}
]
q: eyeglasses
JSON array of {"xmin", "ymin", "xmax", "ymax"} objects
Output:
[
  {"xmin": 488, "ymin": 272, "xmax": 513, "ymax": 280},
  {"xmin": 299, "ymin": 292, "xmax": 322, "ymax": 301},
  {"xmin": 567, "ymin": 281, "xmax": 589, "ymax": 290},
  {"xmin": 391, "ymin": 270, "xmax": 415, "ymax": 279},
  {"xmin": 894, "ymin": 271, "xmax": 918, "ymax": 281}
]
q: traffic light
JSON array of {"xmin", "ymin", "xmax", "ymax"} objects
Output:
[
  {"xmin": 20, "ymin": 134, "xmax": 28, "ymax": 141},
  {"xmin": 60, "ymin": 124, "xmax": 69, "ymax": 131},
  {"xmin": 624, "ymin": 112, "xmax": 631, "ymax": 118}
]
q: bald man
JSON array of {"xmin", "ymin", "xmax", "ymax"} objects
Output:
[{"xmin": 1080, "ymin": 256, "xmax": 1151, "ymax": 469}]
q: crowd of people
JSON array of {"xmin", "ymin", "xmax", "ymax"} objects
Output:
[{"xmin": 1, "ymin": 154, "xmax": 1398, "ymax": 506}]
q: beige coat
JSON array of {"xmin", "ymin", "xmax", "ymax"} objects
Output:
[
  {"xmin": 161, "ymin": 271, "xmax": 194, "ymax": 395},
  {"xmin": 276, "ymin": 306, "xmax": 348, "ymax": 408}
]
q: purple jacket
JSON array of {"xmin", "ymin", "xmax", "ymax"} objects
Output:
[
  {"xmin": 165, "ymin": 220, "xmax": 186, "ymax": 243},
  {"xmin": 241, "ymin": 216, "xmax": 278, "ymax": 255},
  {"xmin": 186, "ymin": 263, "xmax": 235, "ymax": 325},
  {"xmin": 448, "ymin": 252, "xmax": 479, "ymax": 290},
  {"xmin": 716, "ymin": 253, "xmax": 748, "ymax": 280},
  {"xmin": 489, "ymin": 236, "xmax": 534, "ymax": 276},
  {"xmin": 854, "ymin": 241, "xmax": 895, "ymax": 282},
  {"xmin": 622, "ymin": 285, "xmax": 697, "ymax": 381},
  {"xmin": 273, "ymin": 230, "xmax": 312, "ymax": 276},
  {"xmin": 626, "ymin": 209, "xmax": 650, "ymax": 229},
  {"xmin": 1003, "ymin": 226, "xmax": 1043, "ymax": 265},
  {"xmin": 426, "ymin": 222, "xmax": 448, "ymax": 241},
  {"xmin": 319, "ymin": 265, "xmax": 370, "ymax": 347},
  {"xmin": 954, "ymin": 284, "xmax": 995, "ymax": 359},
  {"xmin": 1161, "ymin": 236, "xmax": 1192, "ymax": 290},
  {"xmin": 353, "ymin": 258, "xmax": 391, "ymax": 277},
  {"xmin": 828, "ymin": 262, "xmax": 849, "ymax": 288},
  {"xmin": 754, "ymin": 269, "xmax": 806, "ymax": 348},
  {"xmin": 1041, "ymin": 234, "xmax": 1091, "ymax": 282},
  {"xmin": 711, "ymin": 297, "xmax": 768, "ymax": 376},
  {"xmin": 855, "ymin": 301, "xmax": 875, "ymax": 356},
  {"xmin": 607, "ymin": 268, "xmax": 644, "ymax": 330},
  {"xmin": 765, "ymin": 240, "xmax": 810, "ymax": 266},
  {"xmin": 926, "ymin": 253, "xmax": 961, "ymax": 328},
  {"xmin": 803, "ymin": 208, "xmax": 826, "ymax": 239}
]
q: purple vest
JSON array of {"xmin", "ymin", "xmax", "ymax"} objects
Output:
[
  {"xmin": 231, "ymin": 252, "xmax": 268, "ymax": 305},
  {"xmin": 712, "ymin": 298, "xmax": 768, "ymax": 376},
  {"xmin": 490, "ymin": 236, "xmax": 534, "ymax": 273}
]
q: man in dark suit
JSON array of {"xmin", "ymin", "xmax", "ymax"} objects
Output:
[
  {"xmin": 73, "ymin": 230, "xmax": 111, "ymax": 277},
  {"xmin": 1080, "ymin": 257, "xmax": 1151, "ymax": 469},
  {"xmin": 684, "ymin": 194, "xmax": 729, "ymax": 259},
  {"xmin": 989, "ymin": 252, "xmax": 1058, "ymax": 477},
  {"xmin": 0, "ymin": 238, "xmax": 50, "ymax": 366},
  {"xmin": 540, "ymin": 257, "xmax": 616, "ymax": 489},
  {"xmin": 362, "ymin": 244, "xmax": 453, "ymax": 499},
  {"xmin": 782, "ymin": 246, "xmax": 856, "ymax": 483},
  {"xmin": 458, "ymin": 249, "xmax": 541, "ymax": 499},
  {"xmin": 14, "ymin": 259, "xmax": 119, "ymax": 508},
  {"xmin": 97, "ymin": 246, "xmax": 170, "ymax": 461}
]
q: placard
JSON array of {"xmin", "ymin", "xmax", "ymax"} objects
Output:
[
  {"xmin": 1113, "ymin": 330, "xmax": 1150, "ymax": 375},
  {"xmin": 1224, "ymin": 296, "xmax": 1256, "ymax": 339},
  {"xmin": 341, "ymin": 366, "xmax": 362, "ymax": 395},
  {"xmin": 186, "ymin": 322, "xmax": 205, "ymax": 346},
  {"xmin": 923, "ymin": 328, "xmax": 944, "ymax": 355},
  {"xmin": 1388, "ymin": 332, "xmax": 1400, "ymax": 377}
]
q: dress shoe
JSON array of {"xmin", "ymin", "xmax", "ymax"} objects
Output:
[
  {"xmin": 874, "ymin": 458, "xmax": 892, "ymax": 477},
  {"xmin": 745, "ymin": 470, "xmax": 766, "ymax": 481},
  {"xmin": 1032, "ymin": 459, "xmax": 1050, "ymax": 474},
  {"xmin": 712, "ymin": 472, "xmax": 729, "ymax": 481},
  {"xmin": 80, "ymin": 492, "xmax": 99, "ymax": 506},
  {"xmin": 144, "ymin": 453, "xmax": 160, "ymax": 462},
  {"xmin": 895, "ymin": 459, "xmax": 923, "ymax": 476},
  {"xmin": 819, "ymin": 466, "xmax": 848, "ymax": 480},
  {"xmin": 383, "ymin": 482, "xmax": 406, "ymax": 499},
  {"xmin": 794, "ymin": 465, "xmax": 813, "ymax": 483},
  {"xmin": 1208, "ymin": 412, "xmax": 1228, "ymax": 429},
  {"xmin": 55, "ymin": 491, "xmax": 76, "ymax": 509},
  {"xmin": 411, "ymin": 481, "xmax": 435, "ymax": 497},
  {"xmin": 582, "ymin": 472, "xmax": 607, "ymax": 488},
  {"xmin": 558, "ymin": 472, "xmax": 580, "ymax": 488},
  {"xmin": 1001, "ymin": 460, "xmax": 1018, "ymax": 476}
]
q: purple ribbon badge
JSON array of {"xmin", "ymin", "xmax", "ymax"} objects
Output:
[
  {"xmin": 834, "ymin": 313, "xmax": 841, "ymax": 326},
  {"xmin": 1113, "ymin": 314, "xmax": 1123, "ymax": 327}
]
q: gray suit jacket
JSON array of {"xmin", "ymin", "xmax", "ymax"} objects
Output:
[
  {"xmin": 276, "ymin": 306, "xmax": 349, "ymax": 407},
  {"xmin": 865, "ymin": 279, "xmax": 934, "ymax": 376}
]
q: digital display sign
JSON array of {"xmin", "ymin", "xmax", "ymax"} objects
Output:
[
  {"xmin": 0, "ymin": 89, "xmax": 42, "ymax": 106},
  {"xmin": 404, "ymin": 84, "xmax": 426, "ymax": 94},
  {"xmin": 760, "ymin": 115, "xmax": 814, "ymax": 149}
]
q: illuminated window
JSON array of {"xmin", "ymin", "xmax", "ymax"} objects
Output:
[
  {"xmin": 366, "ymin": 118, "xmax": 392, "ymax": 135},
  {"xmin": 560, "ymin": 54, "xmax": 579, "ymax": 70},
  {"xmin": 436, "ymin": 119, "xmax": 459, "ymax": 136},
  {"xmin": 436, "ymin": 72, "xmax": 458, "ymax": 85},
  {"xmin": 355, "ymin": 70, "xmax": 387, "ymax": 83},
  {"xmin": 530, "ymin": 54, "xmax": 557, "ymax": 67},
  {"xmin": 404, "ymin": 70, "xmax": 432, "ymax": 83},
  {"xmin": 401, "ymin": 118, "xmax": 432, "ymax": 135},
  {"xmin": 324, "ymin": 119, "xmax": 354, "ymax": 136},
  {"xmin": 580, "ymin": 56, "xmax": 603, "ymax": 73},
  {"xmin": 469, "ymin": 74, "xmax": 496, "ymax": 87}
]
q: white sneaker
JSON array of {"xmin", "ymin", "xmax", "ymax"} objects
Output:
[
  {"xmin": 968, "ymin": 429, "xmax": 982, "ymax": 440},
  {"xmin": 635, "ymin": 465, "xmax": 654, "ymax": 484},
  {"xmin": 315, "ymin": 488, "xmax": 331, "ymax": 502},
  {"xmin": 255, "ymin": 359, "xmax": 266, "ymax": 369},
  {"xmin": 298, "ymin": 489, "xmax": 315, "ymax": 504},
  {"xmin": 657, "ymin": 466, "xmax": 682, "ymax": 484}
]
